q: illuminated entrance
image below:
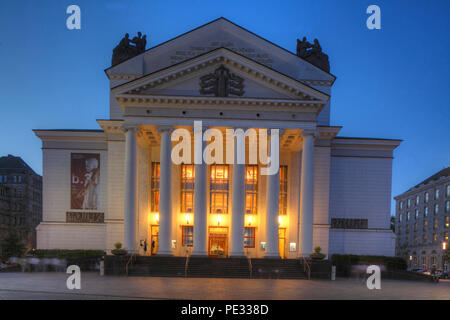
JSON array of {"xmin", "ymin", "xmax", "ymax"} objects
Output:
[
  {"xmin": 279, "ymin": 228, "xmax": 286, "ymax": 259},
  {"xmin": 208, "ymin": 226, "xmax": 228, "ymax": 257},
  {"xmin": 150, "ymin": 225, "xmax": 159, "ymax": 255}
]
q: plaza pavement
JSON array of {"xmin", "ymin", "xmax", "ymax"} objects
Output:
[{"xmin": 0, "ymin": 272, "xmax": 449, "ymax": 300}]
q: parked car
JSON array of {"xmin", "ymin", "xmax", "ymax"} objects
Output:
[{"xmin": 439, "ymin": 270, "xmax": 450, "ymax": 279}]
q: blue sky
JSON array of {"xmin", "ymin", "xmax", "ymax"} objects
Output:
[{"xmin": 0, "ymin": 0, "xmax": 449, "ymax": 215}]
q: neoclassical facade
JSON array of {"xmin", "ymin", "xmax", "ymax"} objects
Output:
[{"xmin": 34, "ymin": 18, "xmax": 400, "ymax": 259}]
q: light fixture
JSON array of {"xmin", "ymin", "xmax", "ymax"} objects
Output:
[
  {"xmin": 443, "ymin": 242, "xmax": 447, "ymax": 250},
  {"xmin": 278, "ymin": 216, "xmax": 282, "ymax": 225},
  {"xmin": 155, "ymin": 213, "xmax": 159, "ymax": 223},
  {"xmin": 217, "ymin": 214, "xmax": 222, "ymax": 226},
  {"xmin": 248, "ymin": 215, "xmax": 253, "ymax": 226},
  {"xmin": 185, "ymin": 214, "xmax": 190, "ymax": 225}
]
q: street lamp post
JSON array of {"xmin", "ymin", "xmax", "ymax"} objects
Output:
[{"xmin": 442, "ymin": 242, "xmax": 447, "ymax": 272}]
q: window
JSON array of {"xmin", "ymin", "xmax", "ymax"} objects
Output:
[
  {"xmin": 210, "ymin": 165, "xmax": 229, "ymax": 214},
  {"xmin": 398, "ymin": 226, "xmax": 401, "ymax": 234},
  {"xmin": 413, "ymin": 235, "xmax": 418, "ymax": 245},
  {"xmin": 406, "ymin": 211, "xmax": 410, "ymax": 221},
  {"xmin": 245, "ymin": 165, "xmax": 258, "ymax": 215},
  {"xmin": 399, "ymin": 213, "xmax": 402, "ymax": 222},
  {"xmin": 434, "ymin": 218, "xmax": 438, "ymax": 230},
  {"xmin": 444, "ymin": 231, "xmax": 449, "ymax": 241},
  {"xmin": 407, "ymin": 199, "xmax": 411, "ymax": 208},
  {"xmin": 244, "ymin": 227, "xmax": 256, "ymax": 248},
  {"xmin": 399, "ymin": 201, "xmax": 403, "ymax": 210},
  {"xmin": 424, "ymin": 206, "xmax": 428, "ymax": 217},
  {"xmin": 423, "ymin": 220, "xmax": 428, "ymax": 231},
  {"xmin": 446, "ymin": 200, "xmax": 449, "ymax": 213},
  {"xmin": 180, "ymin": 164, "xmax": 195, "ymax": 213},
  {"xmin": 435, "ymin": 189, "xmax": 440, "ymax": 200},
  {"xmin": 151, "ymin": 162, "xmax": 160, "ymax": 212},
  {"xmin": 415, "ymin": 209, "xmax": 419, "ymax": 220},
  {"xmin": 434, "ymin": 204, "xmax": 439, "ymax": 215},
  {"xmin": 415, "ymin": 195, "xmax": 420, "ymax": 206},
  {"xmin": 279, "ymin": 166, "xmax": 288, "ymax": 215},
  {"xmin": 423, "ymin": 233, "xmax": 427, "ymax": 244},
  {"xmin": 447, "ymin": 185, "xmax": 450, "ymax": 198},
  {"xmin": 433, "ymin": 233, "xmax": 438, "ymax": 243},
  {"xmin": 414, "ymin": 222, "xmax": 418, "ymax": 232},
  {"xmin": 406, "ymin": 224, "xmax": 410, "ymax": 234},
  {"xmin": 446, "ymin": 216, "xmax": 449, "ymax": 228},
  {"xmin": 182, "ymin": 226, "xmax": 193, "ymax": 247}
]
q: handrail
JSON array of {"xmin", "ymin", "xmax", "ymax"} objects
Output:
[
  {"xmin": 184, "ymin": 250, "xmax": 190, "ymax": 278},
  {"xmin": 301, "ymin": 256, "xmax": 311, "ymax": 280},
  {"xmin": 125, "ymin": 253, "xmax": 136, "ymax": 276}
]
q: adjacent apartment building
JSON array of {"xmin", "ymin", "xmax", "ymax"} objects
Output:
[
  {"xmin": 395, "ymin": 167, "xmax": 450, "ymax": 270},
  {"xmin": 0, "ymin": 155, "xmax": 42, "ymax": 254}
]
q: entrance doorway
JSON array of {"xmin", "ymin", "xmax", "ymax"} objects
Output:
[
  {"xmin": 279, "ymin": 228, "xmax": 286, "ymax": 259},
  {"xmin": 150, "ymin": 225, "xmax": 159, "ymax": 255},
  {"xmin": 208, "ymin": 226, "xmax": 228, "ymax": 258}
]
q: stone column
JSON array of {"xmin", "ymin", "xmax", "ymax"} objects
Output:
[
  {"xmin": 230, "ymin": 131, "xmax": 245, "ymax": 257},
  {"xmin": 158, "ymin": 126, "xmax": 173, "ymax": 256},
  {"xmin": 192, "ymin": 125, "xmax": 207, "ymax": 256},
  {"xmin": 299, "ymin": 131, "xmax": 315, "ymax": 256},
  {"xmin": 265, "ymin": 129, "xmax": 280, "ymax": 258},
  {"xmin": 122, "ymin": 126, "xmax": 139, "ymax": 253}
]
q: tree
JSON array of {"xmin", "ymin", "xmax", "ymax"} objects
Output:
[{"xmin": 0, "ymin": 231, "xmax": 26, "ymax": 260}]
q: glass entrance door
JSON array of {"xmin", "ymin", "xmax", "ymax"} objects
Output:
[
  {"xmin": 279, "ymin": 228, "xmax": 286, "ymax": 259},
  {"xmin": 150, "ymin": 225, "xmax": 159, "ymax": 255},
  {"xmin": 208, "ymin": 226, "xmax": 228, "ymax": 258}
]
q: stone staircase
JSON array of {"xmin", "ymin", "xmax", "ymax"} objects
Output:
[
  {"xmin": 127, "ymin": 256, "xmax": 187, "ymax": 277},
  {"xmin": 123, "ymin": 255, "xmax": 308, "ymax": 279},
  {"xmin": 187, "ymin": 257, "xmax": 251, "ymax": 278},
  {"xmin": 250, "ymin": 258, "xmax": 308, "ymax": 279}
]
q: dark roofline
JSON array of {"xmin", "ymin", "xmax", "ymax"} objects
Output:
[
  {"xmin": 405, "ymin": 167, "xmax": 450, "ymax": 193},
  {"xmin": 104, "ymin": 17, "xmax": 337, "ymax": 81},
  {"xmin": 110, "ymin": 46, "xmax": 330, "ymax": 99}
]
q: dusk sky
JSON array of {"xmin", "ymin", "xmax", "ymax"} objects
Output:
[{"xmin": 0, "ymin": 0, "xmax": 449, "ymax": 215}]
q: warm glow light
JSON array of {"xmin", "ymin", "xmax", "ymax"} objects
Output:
[
  {"xmin": 248, "ymin": 215, "xmax": 253, "ymax": 226},
  {"xmin": 217, "ymin": 214, "xmax": 222, "ymax": 226},
  {"xmin": 185, "ymin": 214, "xmax": 191, "ymax": 224},
  {"xmin": 155, "ymin": 213, "xmax": 159, "ymax": 223},
  {"xmin": 278, "ymin": 216, "xmax": 282, "ymax": 224},
  {"xmin": 443, "ymin": 242, "xmax": 448, "ymax": 250}
]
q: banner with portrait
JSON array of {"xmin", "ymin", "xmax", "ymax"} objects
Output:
[{"xmin": 71, "ymin": 153, "xmax": 100, "ymax": 210}]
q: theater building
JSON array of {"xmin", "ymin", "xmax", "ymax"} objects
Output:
[{"xmin": 34, "ymin": 18, "xmax": 400, "ymax": 259}]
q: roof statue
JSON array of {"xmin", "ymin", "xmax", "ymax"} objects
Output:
[
  {"xmin": 296, "ymin": 37, "xmax": 330, "ymax": 73},
  {"xmin": 111, "ymin": 32, "xmax": 147, "ymax": 66}
]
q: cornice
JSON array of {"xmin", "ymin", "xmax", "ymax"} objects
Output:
[{"xmin": 116, "ymin": 94, "xmax": 325, "ymax": 112}]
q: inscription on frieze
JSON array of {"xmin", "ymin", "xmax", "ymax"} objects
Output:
[
  {"xmin": 66, "ymin": 211, "xmax": 104, "ymax": 223},
  {"xmin": 169, "ymin": 41, "xmax": 274, "ymax": 66},
  {"xmin": 331, "ymin": 218, "xmax": 368, "ymax": 229}
]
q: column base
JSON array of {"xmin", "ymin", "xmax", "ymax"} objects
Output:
[
  {"xmin": 156, "ymin": 251, "xmax": 174, "ymax": 257},
  {"xmin": 190, "ymin": 252, "xmax": 208, "ymax": 257},
  {"xmin": 264, "ymin": 253, "xmax": 281, "ymax": 259}
]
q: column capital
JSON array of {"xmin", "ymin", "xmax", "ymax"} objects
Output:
[
  {"xmin": 301, "ymin": 129, "xmax": 317, "ymax": 137},
  {"xmin": 121, "ymin": 125, "xmax": 140, "ymax": 133},
  {"xmin": 157, "ymin": 125, "xmax": 174, "ymax": 133}
]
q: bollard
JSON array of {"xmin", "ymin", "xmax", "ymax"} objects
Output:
[{"xmin": 331, "ymin": 265, "xmax": 336, "ymax": 281}]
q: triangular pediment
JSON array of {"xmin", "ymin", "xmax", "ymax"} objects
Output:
[
  {"xmin": 112, "ymin": 48, "xmax": 329, "ymax": 103},
  {"xmin": 106, "ymin": 18, "xmax": 335, "ymax": 85}
]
